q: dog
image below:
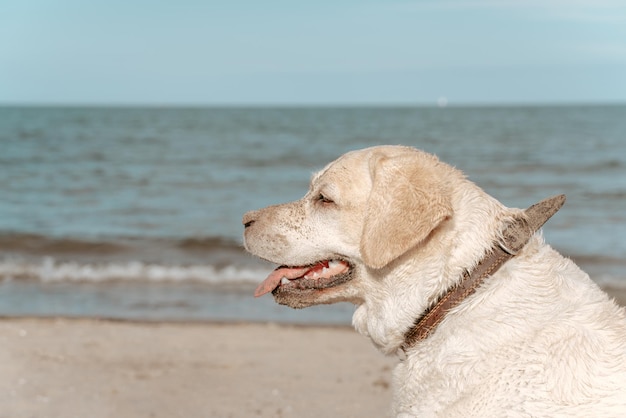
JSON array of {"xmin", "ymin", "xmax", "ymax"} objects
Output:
[{"xmin": 243, "ymin": 145, "xmax": 626, "ymax": 417}]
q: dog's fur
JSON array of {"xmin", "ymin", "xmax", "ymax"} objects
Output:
[{"xmin": 243, "ymin": 145, "xmax": 626, "ymax": 417}]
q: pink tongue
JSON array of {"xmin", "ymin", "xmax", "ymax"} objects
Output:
[{"xmin": 254, "ymin": 266, "xmax": 311, "ymax": 297}]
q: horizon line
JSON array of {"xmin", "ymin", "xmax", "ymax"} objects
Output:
[{"xmin": 1, "ymin": 100, "xmax": 625, "ymax": 109}]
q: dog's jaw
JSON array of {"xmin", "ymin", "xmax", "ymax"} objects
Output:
[{"xmin": 272, "ymin": 267, "xmax": 360, "ymax": 308}]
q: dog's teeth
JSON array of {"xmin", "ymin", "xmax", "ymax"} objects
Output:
[
  {"xmin": 329, "ymin": 260, "xmax": 340, "ymax": 268},
  {"xmin": 322, "ymin": 267, "xmax": 329, "ymax": 274},
  {"xmin": 281, "ymin": 277, "xmax": 289, "ymax": 285}
]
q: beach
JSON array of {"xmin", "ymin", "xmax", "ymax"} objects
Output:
[
  {"xmin": 3, "ymin": 284, "xmax": 626, "ymax": 418},
  {"xmin": 0, "ymin": 318, "xmax": 396, "ymax": 418},
  {"xmin": 1, "ymin": 106, "xmax": 625, "ymax": 417}
]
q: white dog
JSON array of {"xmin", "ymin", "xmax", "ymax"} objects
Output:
[{"xmin": 243, "ymin": 145, "xmax": 626, "ymax": 417}]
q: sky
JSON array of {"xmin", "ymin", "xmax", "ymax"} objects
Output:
[{"xmin": 1, "ymin": 0, "xmax": 625, "ymax": 106}]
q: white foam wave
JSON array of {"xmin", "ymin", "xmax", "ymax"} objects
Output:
[
  {"xmin": 3, "ymin": 257, "xmax": 624, "ymax": 292},
  {"xmin": 0, "ymin": 257, "xmax": 268, "ymax": 284}
]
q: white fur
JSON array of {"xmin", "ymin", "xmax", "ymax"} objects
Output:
[{"xmin": 243, "ymin": 145, "xmax": 626, "ymax": 417}]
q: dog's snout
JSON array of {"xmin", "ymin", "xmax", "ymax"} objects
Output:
[{"xmin": 243, "ymin": 211, "xmax": 258, "ymax": 228}]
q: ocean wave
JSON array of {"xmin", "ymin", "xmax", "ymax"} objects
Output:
[
  {"xmin": 1, "ymin": 255, "xmax": 624, "ymax": 290},
  {"xmin": 0, "ymin": 233, "xmax": 129, "ymax": 255},
  {"xmin": 176, "ymin": 236, "xmax": 244, "ymax": 252},
  {"xmin": 0, "ymin": 232, "xmax": 243, "ymax": 256},
  {"xmin": 0, "ymin": 257, "xmax": 268, "ymax": 284}
]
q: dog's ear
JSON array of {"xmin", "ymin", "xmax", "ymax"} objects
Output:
[{"xmin": 360, "ymin": 152, "xmax": 452, "ymax": 269}]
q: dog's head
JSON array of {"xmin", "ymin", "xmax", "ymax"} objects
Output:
[{"xmin": 243, "ymin": 145, "xmax": 460, "ymax": 309}]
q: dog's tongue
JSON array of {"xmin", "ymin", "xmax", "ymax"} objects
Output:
[{"xmin": 254, "ymin": 266, "xmax": 311, "ymax": 297}]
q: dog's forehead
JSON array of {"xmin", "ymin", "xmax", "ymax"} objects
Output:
[{"xmin": 310, "ymin": 150, "xmax": 371, "ymax": 187}]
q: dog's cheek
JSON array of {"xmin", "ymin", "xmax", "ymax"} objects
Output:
[
  {"xmin": 306, "ymin": 211, "xmax": 361, "ymax": 259},
  {"xmin": 336, "ymin": 205, "xmax": 368, "ymax": 255}
]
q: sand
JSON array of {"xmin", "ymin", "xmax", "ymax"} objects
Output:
[
  {"xmin": 0, "ymin": 318, "xmax": 395, "ymax": 418},
  {"xmin": 2, "ymin": 287, "xmax": 625, "ymax": 418}
]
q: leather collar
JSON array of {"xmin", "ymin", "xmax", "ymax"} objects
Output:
[{"xmin": 401, "ymin": 194, "xmax": 566, "ymax": 353}]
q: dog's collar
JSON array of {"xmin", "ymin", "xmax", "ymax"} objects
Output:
[{"xmin": 400, "ymin": 194, "xmax": 566, "ymax": 354}]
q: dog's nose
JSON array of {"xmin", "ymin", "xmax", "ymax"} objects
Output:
[{"xmin": 242, "ymin": 211, "xmax": 258, "ymax": 228}]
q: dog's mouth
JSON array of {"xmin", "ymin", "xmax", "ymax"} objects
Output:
[{"xmin": 254, "ymin": 259, "xmax": 352, "ymax": 298}]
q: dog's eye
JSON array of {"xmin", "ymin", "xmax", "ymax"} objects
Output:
[{"xmin": 317, "ymin": 193, "xmax": 334, "ymax": 205}]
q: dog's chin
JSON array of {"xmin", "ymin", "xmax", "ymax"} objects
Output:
[{"xmin": 272, "ymin": 269, "xmax": 355, "ymax": 309}]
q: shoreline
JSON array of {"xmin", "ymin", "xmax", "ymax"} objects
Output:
[{"xmin": 0, "ymin": 281, "xmax": 624, "ymax": 326}]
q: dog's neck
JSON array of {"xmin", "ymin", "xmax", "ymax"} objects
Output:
[{"xmin": 400, "ymin": 194, "xmax": 566, "ymax": 353}]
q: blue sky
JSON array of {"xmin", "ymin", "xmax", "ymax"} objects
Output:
[{"xmin": 1, "ymin": 0, "xmax": 625, "ymax": 105}]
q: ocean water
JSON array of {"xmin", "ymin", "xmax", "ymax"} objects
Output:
[{"xmin": 0, "ymin": 105, "xmax": 625, "ymax": 323}]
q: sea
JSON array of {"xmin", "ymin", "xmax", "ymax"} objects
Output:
[{"xmin": 1, "ymin": 105, "xmax": 625, "ymax": 324}]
